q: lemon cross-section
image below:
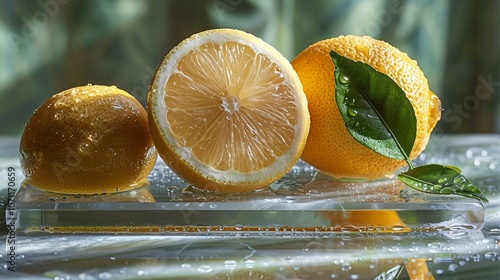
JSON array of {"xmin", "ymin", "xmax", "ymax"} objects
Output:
[{"xmin": 148, "ymin": 29, "xmax": 310, "ymax": 192}]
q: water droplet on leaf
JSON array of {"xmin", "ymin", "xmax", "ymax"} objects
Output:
[
  {"xmin": 453, "ymin": 175, "xmax": 466, "ymax": 184},
  {"xmin": 347, "ymin": 108, "xmax": 358, "ymax": 117},
  {"xmin": 339, "ymin": 73, "xmax": 350, "ymax": 84}
]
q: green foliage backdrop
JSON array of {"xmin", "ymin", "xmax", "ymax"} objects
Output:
[{"xmin": 1, "ymin": 0, "xmax": 499, "ymax": 134}]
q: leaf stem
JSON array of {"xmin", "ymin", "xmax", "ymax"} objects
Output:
[{"xmin": 406, "ymin": 158, "xmax": 415, "ymax": 170}]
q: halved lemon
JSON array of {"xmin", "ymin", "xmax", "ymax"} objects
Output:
[{"xmin": 148, "ymin": 29, "xmax": 310, "ymax": 192}]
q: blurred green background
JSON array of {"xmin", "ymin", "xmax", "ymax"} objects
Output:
[{"xmin": 1, "ymin": 0, "xmax": 499, "ymax": 135}]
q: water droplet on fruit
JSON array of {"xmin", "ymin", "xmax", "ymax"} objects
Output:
[{"xmin": 78, "ymin": 142, "xmax": 91, "ymax": 155}]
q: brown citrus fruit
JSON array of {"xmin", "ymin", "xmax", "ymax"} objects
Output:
[{"xmin": 20, "ymin": 84, "xmax": 157, "ymax": 194}]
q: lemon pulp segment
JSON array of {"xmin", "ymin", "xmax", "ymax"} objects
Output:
[{"xmin": 165, "ymin": 41, "xmax": 296, "ymax": 172}]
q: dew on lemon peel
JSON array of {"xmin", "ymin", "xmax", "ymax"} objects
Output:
[{"xmin": 19, "ymin": 85, "xmax": 157, "ymax": 195}]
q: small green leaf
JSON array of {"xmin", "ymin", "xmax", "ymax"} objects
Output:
[
  {"xmin": 330, "ymin": 50, "xmax": 416, "ymax": 161},
  {"xmin": 398, "ymin": 164, "xmax": 488, "ymax": 203}
]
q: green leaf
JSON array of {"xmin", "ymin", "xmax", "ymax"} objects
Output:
[
  {"xmin": 330, "ymin": 50, "xmax": 416, "ymax": 161},
  {"xmin": 398, "ymin": 164, "xmax": 488, "ymax": 203},
  {"xmin": 329, "ymin": 50, "xmax": 488, "ymax": 203}
]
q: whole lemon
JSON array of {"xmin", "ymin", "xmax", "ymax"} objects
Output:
[
  {"xmin": 20, "ymin": 85, "xmax": 157, "ymax": 194},
  {"xmin": 292, "ymin": 35, "xmax": 441, "ymax": 179}
]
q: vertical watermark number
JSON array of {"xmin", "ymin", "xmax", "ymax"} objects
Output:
[{"xmin": 5, "ymin": 167, "xmax": 17, "ymax": 272}]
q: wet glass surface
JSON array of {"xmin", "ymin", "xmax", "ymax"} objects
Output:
[
  {"xmin": 12, "ymin": 159, "xmax": 486, "ymax": 234},
  {"xmin": 1, "ymin": 134, "xmax": 500, "ymax": 279}
]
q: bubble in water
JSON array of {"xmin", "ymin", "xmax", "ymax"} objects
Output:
[
  {"xmin": 182, "ymin": 190, "xmax": 194, "ymax": 197},
  {"xmin": 341, "ymin": 262, "xmax": 352, "ymax": 271},
  {"xmin": 244, "ymin": 259, "xmax": 256, "ymax": 268},
  {"xmin": 448, "ymin": 263, "xmax": 459, "ymax": 272},
  {"xmin": 484, "ymin": 251, "xmax": 498, "ymax": 260},
  {"xmin": 391, "ymin": 225, "xmax": 406, "ymax": 231},
  {"xmin": 167, "ymin": 186, "xmax": 178, "ymax": 191},
  {"xmin": 98, "ymin": 272, "xmax": 113, "ymax": 280},
  {"xmin": 224, "ymin": 260, "xmax": 237, "ymax": 270},
  {"xmin": 262, "ymin": 260, "xmax": 273, "ymax": 267},
  {"xmin": 489, "ymin": 162, "xmax": 497, "ymax": 169},
  {"xmin": 472, "ymin": 254, "xmax": 482, "ymax": 262},
  {"xmin": 197, "ymin": 265, "xmax": 213, "ymax": 273},
  {"xmin": 307, "ymin": 189, "xmax": 320, "ymax": 196},
  {"xmin": 428, "ymin": 242, "xmax": 443, "ymax": 251},
  {"xmin": 306, "ymin": 241, "xmax": 323, "ymax": 250},
  {"xmin": 489, "ymin": 229, "xmax": 500, "ymax": 234}
]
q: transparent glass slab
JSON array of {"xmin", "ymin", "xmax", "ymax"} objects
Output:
[{"xmin": 11, "ymin": 158, "xmax": 485, "ymax": 234}]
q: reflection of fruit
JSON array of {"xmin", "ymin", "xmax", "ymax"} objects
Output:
[
  {"xmin": 148, "ymin": 29, "xmax": 310, "ymax": 192},
  {"xmin": 24, "ymin": 184, "xmax": 156, "ymax": 203},
  {"xmin": 306, "ymin": 179, "xmax": 410, "ymax": 232},
  {"xmin": 206, "ymin": 268, "xmax": 293, "ymax": 280},
  {"xmin": 20, "ymin": 85, "xmax": 157, "ymax": 195},
  {"xmin": 406, "ymin": 258, "xmax": 435, "ymax": 280},
  {"xmin": 292, "ymin": 35, "xmax": 441, "ymax": 179},
  {"xmin": 324, "ymin": 210, "xmax": 408, "ymax": 232}
]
